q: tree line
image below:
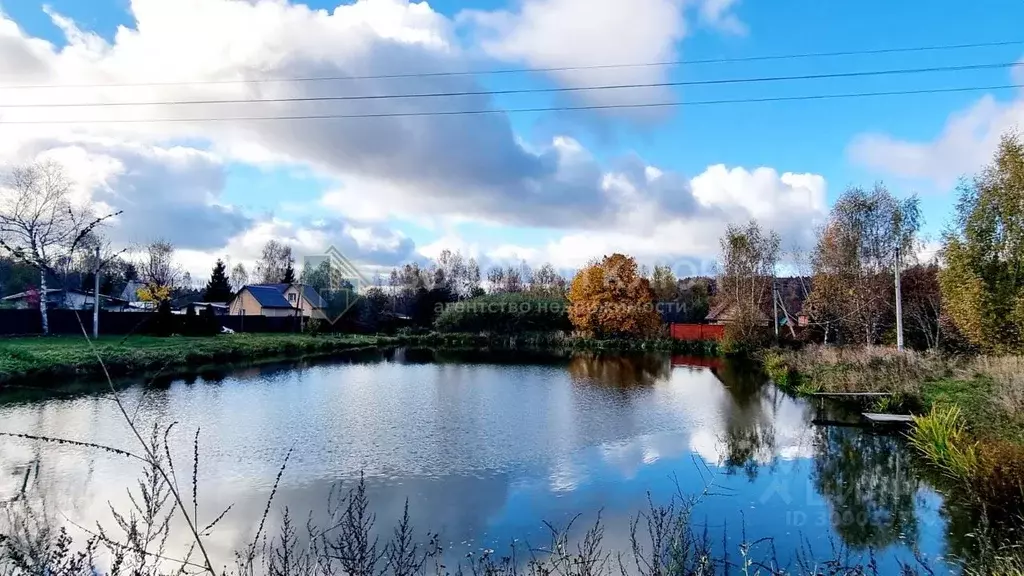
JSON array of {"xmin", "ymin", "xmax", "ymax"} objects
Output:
[
  {"xmin": 6, "ymin": 131, "xmax": 1020, "ymax": 345},
  {"xmin": 716, "ymin": 130, "xmax": 1024, "ymax": 353}
]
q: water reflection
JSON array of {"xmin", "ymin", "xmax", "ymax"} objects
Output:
[
  {"xmin": 567, "ymin": 353, "xmax": 669, "ymax": 388},
  {"xmin": 0, "ymin": 350, "xmax": 951, "ymax": 572},
  {"xmin": 812, "ymin": 427, "xmax": 922, "ymax": 550}
]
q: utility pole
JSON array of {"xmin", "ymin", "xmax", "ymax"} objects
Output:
[
  {"xmin": 93, "ymin": 245, "xmax": 101, "ymax": 339},
  {"xmin": 773, "ymin": 278, "xmax": 779, "ymax": 340},
  {"xmin": 895, "ymin": 244, "xmax": 904, "ymax": 352}
]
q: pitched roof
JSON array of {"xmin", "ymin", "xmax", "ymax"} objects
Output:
[
  {"xmin": 2, "ymin": 288, "xmax": 127, "ymax": 304},
  {"xmin": 705, "ymin": 301, "xmax": 731, "ymax": 321},
  {"xmin": 245, "ymin": 285, "xmax": 294, "ymax": 308},
  {"xmin": 300, "ymin": 285, "xmax": 327, "ymax": 308}
]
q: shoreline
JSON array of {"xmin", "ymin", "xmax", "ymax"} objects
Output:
[{"xmin": 0, "ymin": 332, "xmax": 720, "ymax": 390}]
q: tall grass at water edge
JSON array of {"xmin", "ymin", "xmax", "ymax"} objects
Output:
[{"xmin": 907, "ymin": 406, "xmax": 979, "ymax": 481}]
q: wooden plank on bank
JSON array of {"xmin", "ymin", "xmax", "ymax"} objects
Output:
[
  {"xmin": 811, "ymin": 418, "xmax": 867, "ymax": 428},
  {"xmin": 811, "ymin": 392, "xmax": 894, "ymax": 398},
  {"xmin": 862, "ymin": 413, "xmax": 915, "ymax": 424}
]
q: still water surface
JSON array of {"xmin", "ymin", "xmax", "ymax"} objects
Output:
[{"xmin": 0, "ymin": 350, "xmax": 956, "ymax": 572}]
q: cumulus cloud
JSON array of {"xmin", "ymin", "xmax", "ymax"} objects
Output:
[
  {"xmin": 460, "ymin": 0, "xmax": 745, "ymax": 123},
  {"xmin": 3, "ymin": 136, "xmax": 249, "ymax": 251},
  {"xmin": 0, "ymin": 0, "xmax": 699, "ymax": 232},
  {"xmin": 848, "ymin": 89, "xmax": 1024, "ymax": 190},
  {"xmin": 474, "ymin": 164, "xmax": 827, "ymax": 273},
  {"xmin": 0, "ymin": 0, "xmax": 826, "ymax": 279}
]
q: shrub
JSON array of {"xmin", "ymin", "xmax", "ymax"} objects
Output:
[
  {"xmin": 760, "ymin": 349, "xmax": 793, "ymax": 388},
  {"xmin": 434, "ymin": 293, "xmax": 571, "ymax": 334},
  {"xmin": 303, "ymin": 317, "xmax": 325, "ymax": 335},
  {"xmin": 975, "ymin": 440, "xmax": 1024, "ymax": 515}
]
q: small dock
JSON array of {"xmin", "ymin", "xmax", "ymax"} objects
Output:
[
  {"xmin": 862, "ymin": 412, "xmax": 915, "ymax": 424},
  {"xmin": 810, "ymin": 392, "xmax": 894, "ymax": 398}
]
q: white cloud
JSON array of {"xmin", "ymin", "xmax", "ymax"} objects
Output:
[
  {"xmin": 0, "ymin": 0, "xmax": 826, "ymax": 280},
  {"xmin": 460, "ymin": 0, "xmax": 744, "ymax": 119},
  {"xmin": 433, "ymin": 164, "xmax": 827, "ymax": 273},
  {"xmin": 848, "ymin": 89, "xmax": 1024, "ymax": 190}
]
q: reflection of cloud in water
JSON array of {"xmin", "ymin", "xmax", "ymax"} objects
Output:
[{"xmin": 0, "ymin": 352, "xmax": 946, "ymax": 572}]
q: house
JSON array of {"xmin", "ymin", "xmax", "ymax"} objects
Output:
[
  {"xmin": 704, "ymin": 277, "xmax": 811, "ymax": 330},
  {"xmin": 173, "ymin": 302, "xmax": 230, "ymax": 315},
  {"xmin": 1, "ymin": 288, "xmax": 129, "ymax": 311},
  {"xmin": 228, "ymin": 284, "xmax": 327, "ymax": 317},
  {"xmin": 120, "ymin": 280, "xmax": 145, "ymax": 301}
]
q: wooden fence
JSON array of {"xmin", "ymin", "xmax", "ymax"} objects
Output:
[
  {"xmin": 0, "ymin": 309, "xmax": 158, "ymax": 336},
  {"xmin": 0, "ymin": 309, "xmax": 304, "ymax": 336},
  {"xmin": 669, "ymin": 323, "xmax": 725, "ymax": 341}
]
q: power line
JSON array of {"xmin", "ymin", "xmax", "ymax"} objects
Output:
[
  {"xmin": 1, "ymin": 61, "xmax": 1017, "ymax": 109},
  {"xmin": 1, "ymin": 38, "xmax": 1022, "ymax": 90},
  {"xmin": 2, "ymin": 83, "xmax": 1020, "ymax": 125}
]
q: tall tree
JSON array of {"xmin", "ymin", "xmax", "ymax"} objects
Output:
[
  {"xmin": 0, "ymin": 161, "xmax": 117, "ymax": 334},
  {"xmin": 138, "ymin": 240, "xmax": 180, "ymax": 303},
  {"xmin": 529, "ymin": 262, "xmax": 567, "ymax": 298},
  {"xmin": 300, "ymin": 259, "xmax": 333, "ymax": 293},
  {"xmin": 204, "ymin": 258, "xmax": 234, "ymax": 302},
  {"xmin": 567, "ymin": 253, "xmax": 661, "ymax": 338},
  {"xmin": 487, "ymin": 263, "xmax": 526, "ymax": 294},
  {"xmin": 902, "ymin": 264, "xmax": 942, "ymax": 350},
  {"xmin": 806, "ymin": 184, "xmax": 920, "ymax": 345},
  {"xmin": 255, "ymin": 240, "xmax": 294, "ymax": 284},
  {"xmin": 282, "ymin": 259, "xmax": 297, "ymax": 284},
  {"xmin": 715, "ymin": 221, "xmax": 780, "ymax": 348},
  {"xmin": 940, "ymin": 131, "xmax": 1024, "ymax": 352},
  {"xmin": 230, "ymin": 262, "xmax": 249, "ymax": 291},
  {"xmin": 649, "ymin": 265, "xmax": 678, "ymax": 302}
]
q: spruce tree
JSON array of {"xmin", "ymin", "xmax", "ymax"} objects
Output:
[
  {"xmin": 282, "ymin": 260, "xmax": 297, "ymax": 284},
  {"xmin": 204, "ymin": 259, "xmax": 234, "ymax": 302}
]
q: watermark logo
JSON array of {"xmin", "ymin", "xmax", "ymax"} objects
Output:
[{"xmin": 303, "ymin": 246, "xmax": 368, "ymax": 324}]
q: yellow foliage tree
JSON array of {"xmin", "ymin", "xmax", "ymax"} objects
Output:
[
  {"xmin": 137, "ymin": 283, "xmax": 172, "ymax": 304},
  {"xmin": 567, "ymin": 253, "xmax": 661, "ymax": 338},
  {"xmin": 939, "ymin": 132, "xmax": 1024, "ymax": 352}
]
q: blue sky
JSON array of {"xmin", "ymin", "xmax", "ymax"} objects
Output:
[{"xmin": 1, "ymin": 0, "xmax": 1022, "ymax": 278}]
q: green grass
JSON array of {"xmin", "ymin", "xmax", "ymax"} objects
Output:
[
  {"xmin": 921, "ymin": 377, "xmax": 1024, "ymax": 445},
  {"xmin": 908, "ymin": 405, "xmax": 979, "ymax": 481},
  {"xmin": 0, "ymin": 333, "xmax": 402, "ymax": 387}
]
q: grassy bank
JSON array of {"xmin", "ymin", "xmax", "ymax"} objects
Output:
[
  {"xmin": 0, "ymin": 332, "xmax": 719, "ymax": 388},
  {"xmin": 763, "ymin": 347, "xmax": 1024, "ymax": 438},
  {"xmin": 764, "ymin": 346, "xmax": 1024, "ymax": 533},
  {"xmin": 0, "ymin": 333, "xmax": 406, "ymax": 387}
]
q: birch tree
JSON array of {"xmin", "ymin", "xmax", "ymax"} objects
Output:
[
  {"xmin": 716, "ymin": 221, "xmax": 780, "ymax": 347},
  {"xmin": 0, "ymin": 161, "xmax": 117, "ymax": 334}
]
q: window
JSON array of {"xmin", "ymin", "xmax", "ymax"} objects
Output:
[{"xmin": 288, "ymin": 293, "xmax": 296, "ymax": 303}]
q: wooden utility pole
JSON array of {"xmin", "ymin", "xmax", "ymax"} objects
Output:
[
  {"xmin": 895, "ymin": 244, "xmax": 904, "ymax": 352},
  {"xmin": 93, "ymin": 245, "xmax": 101, "ymax": 339}
]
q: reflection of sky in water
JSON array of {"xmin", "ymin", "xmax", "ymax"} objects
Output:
[{"xmin": 0, "ymin": 352, "xmax": 954, "ymax": 573}]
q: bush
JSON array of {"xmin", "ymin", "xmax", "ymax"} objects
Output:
[
  {"xmin": 975, "ymin": 440, "xmax": 1024, "ymax": 515},
  {"xmin": 434, "ymin": 293, "xmax": 572, "ymax": 334}
]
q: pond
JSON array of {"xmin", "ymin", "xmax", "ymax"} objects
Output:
[{"xmin": 0, "ymin": 349, "xmax": 960, "ymax": 573}]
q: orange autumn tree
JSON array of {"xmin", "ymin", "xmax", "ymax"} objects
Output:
[{"xmin": 567, "ymin": 253, "xmax": 662, "ymax": 338}]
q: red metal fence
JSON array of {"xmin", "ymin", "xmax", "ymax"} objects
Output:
[{"xmin": 669, "ymin": 323, "xmax": 725, "ymax": 341}]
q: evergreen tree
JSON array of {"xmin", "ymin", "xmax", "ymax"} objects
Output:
[
  {"xmin": 100, "ymin": 274, "xmax": 114, "ymax": 296},
  {"xmin": 282, "ymin": 260, "xmax": 297, "ymax": 284},
  {"xmin": 204, "ymin": 259, "xmax": 234, "ymax": 302}
]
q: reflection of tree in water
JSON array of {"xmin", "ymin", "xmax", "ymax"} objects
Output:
[
  {"xmin": 812, "ymin": 427, "xmax": 920, "ymax": 550},
  {"xmin": 567, "ymin": 353, "xmax": 670, "ymax": 388},
  {"xmin": 714, "ymin": 360, "xmax": 779, "ymax": 480}
]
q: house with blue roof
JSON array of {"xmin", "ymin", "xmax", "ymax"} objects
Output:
[{"xmin": 228, "ymin": 283, "xmax": 327, "ymax": 318}]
